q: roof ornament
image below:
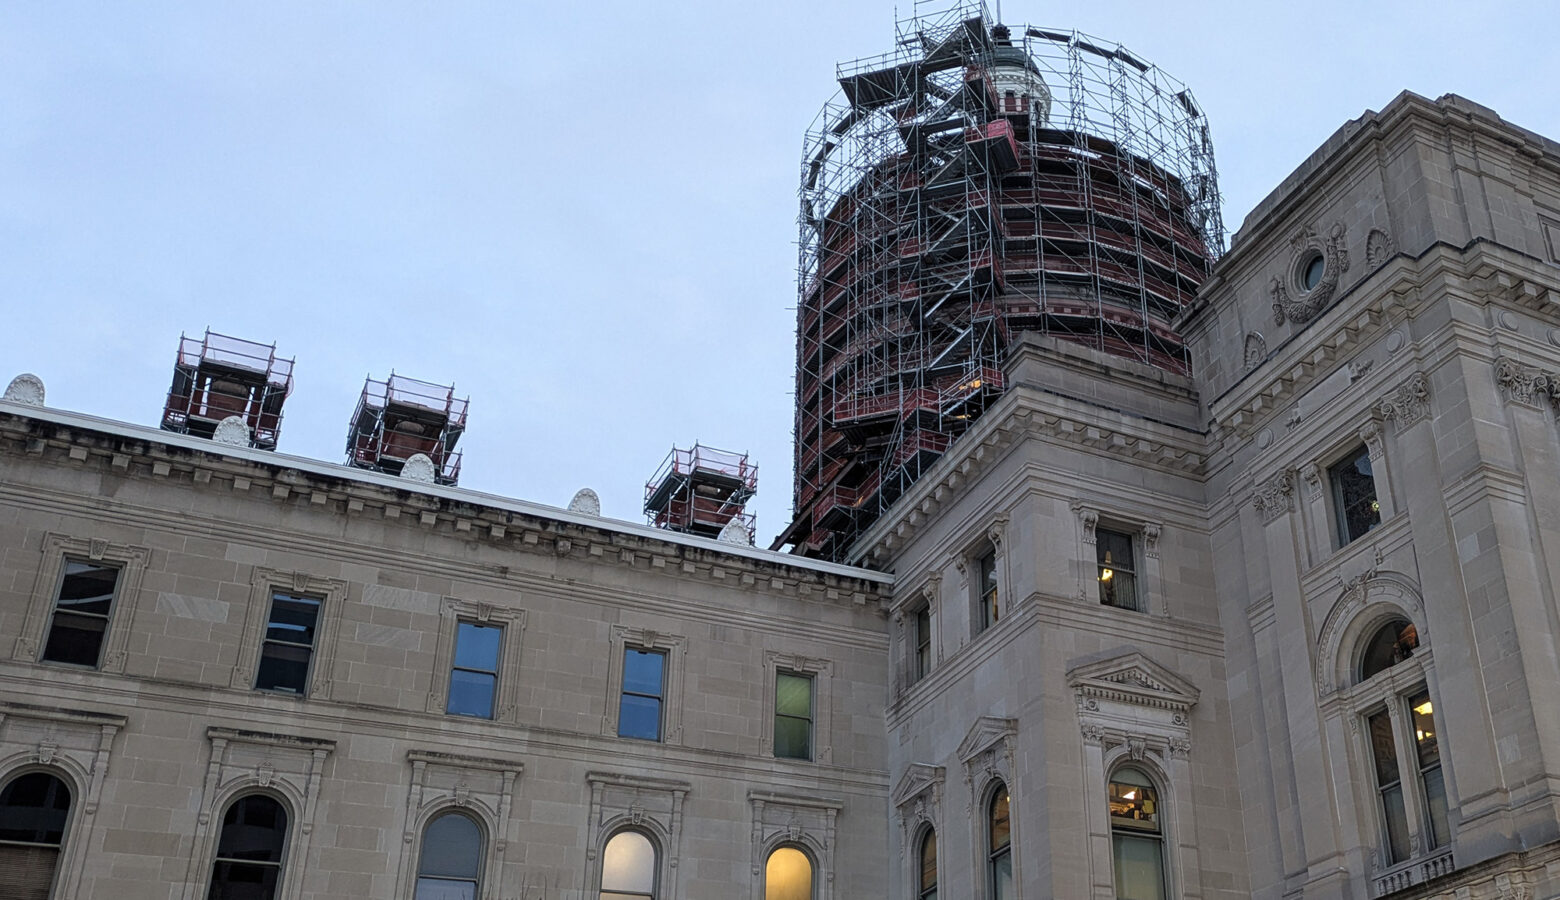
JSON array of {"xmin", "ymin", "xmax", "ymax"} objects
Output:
[
  {"xmin": 718, "ymin": 519, "xmax": 753, "ymax": 546},
  {"xmin": 401, "ymin": 453, "xmax": 438, "ymax": 483},
  {"xmin": 211, "ymin": 416, "xmax": 251, "ymax": 446},
  {"xmin": 568, "ymin": 488, "xmax": 602, "ymax": 516},
  {"xmin": 3, "ymin": 373, "xmax": 45, "ymax": 406}
]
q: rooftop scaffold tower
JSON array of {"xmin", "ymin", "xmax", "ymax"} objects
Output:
[
  {"xmin": 160, "ymin": 329, "xmax": 294, "ymax": 450},
  {"xmin": 777, "ymin": 0, "xmax": 1224, "ymax": 560},
  {"xmin": 645, "ymin": 444, "xmax": 759, "ymax": 543},
  {"xmin": 345, "ymin": 373, "xmax": 468, "ymax": 486}
]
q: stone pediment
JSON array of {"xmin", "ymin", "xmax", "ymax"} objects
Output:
[
  {"xmin": 957, "ymin": 715, "xmax": 1017, "ymax": 764},
  {"xmin": 891, "ymin": 763, "xmax": 946, "ymax": 808},
  {"xmin": 1066, "ymin": 650, "xmax": 1199, "ymax": 714}
]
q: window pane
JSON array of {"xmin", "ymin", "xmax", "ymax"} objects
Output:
[
  {"xmin": 764, "ymin": 846, "xmax": 813, "ymax": 900},
  {"xmin": 57, "ymin": 561, "xmax": 118, "ymax": 616},
  {"xmin": 453, "ymin": 623, "xmax": 501, "ymax": 671},
  {"xmin": 446, "ymin": 669, "xmax": 496, "ymax": 718},
  {"xmin": 0, "ymin": 773, "xmax": 72, "ymax": 844},
  {"xmin": 919, "ymin": 830, "xmax": 937, "ymax": 890},
  {"xmin": 1359, "ymin": 619, "xmax": 1417, "ymax": 681},
  {"xmin": 215, "ymin": 796, "xmax": 288, "ymax": 864},
  {"xmin": 1381, "ymin": 783, "xmax": 1410, "ymax": 863},
  {"xmin": 0, "ymin": 844, "xmax": 61, "ymax": 900},
  {"xmin": 1330, "ymin": 447, "xmax": 1382, "ymax": 544},
  {"xmin": 209, "ymin": 860, "xmax": 281, "ymax": 900},
  {"xmin": 41, "ymin": 610, "xmax": 108, "ymax": 666},
  {"xmin": 1367, "ymin": 712, "xmax": 1400, "ymax": 786},
  {"xmin": 602, "ymin": 830, "xmax": 656, "ymax": 892},
  {"xmin": 255, "ymin": 642, "xmax": 312, "ymax": 694},
  {"xmin": 775, "ymin": 716, "xmax": 812, "ymax": 760},
  {"xmin": 419, "ymin": 813, "xmax": 482, "ymax": 878},
  {"xmin": 1097, "ymin": 530, "xmax": 1134, "ymax": 572},
  {"xmin": 622, "ymin": 649, "xmax": 665, "ymax": 697},
  {"xmin": 414, "ymin": 878, "xmax": 477, "ymax": 900},
  {"xmin": 618, "ymin": 693, "xmax": 662, "ymax": 741},
  {"xmin": 1109, "ymin": 768, "xmax": 1160, "ymax": 833},
  {"xmin": 990, "ymin": 849, "xmax": 1013, "ymax": 900},
  {"xmin": 1410, "ymin": 693, "xmax": 1439, "ymax": 767},
  {"xmin": 264, "ymin": 594, "xmax": 319, "ymax": 646},
  {"xmin": 1099, "ymin": 570, "xmax": 1138, "ymax": 611},
  {"xmin": 1112, "ymin": 834, "xmax": 1165, "ymax": 900},
  {"xmin": 989, "ymin": 790, "xmax": 1011, "ymax": 850},
  {"xmin": 1422, "ymin": 765, "xmax": 1449, "ymax": 849},
  {"xmin": 776, "ymin": 674, "xmax": 812, "ymax": 718}
]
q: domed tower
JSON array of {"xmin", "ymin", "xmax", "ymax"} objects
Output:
[{"xmin": 778, "ymin": 2, "xmax": 1223, "ymax": 560}]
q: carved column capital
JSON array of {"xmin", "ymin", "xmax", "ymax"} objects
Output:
[
  {"xmin": 1375, "ymin": 371, "xmax": 1430, "ymax": 426},
  {"xmin": 1494, "ymin": 356, "xmax": 1560, "ymax": 408},
  {"xmin": 1252, "ymin": 469, "xmax": 1296, "ymax": 524}
]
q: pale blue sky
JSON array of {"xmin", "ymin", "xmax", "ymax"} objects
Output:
[{"xmin": 4, "ymin": 1, "xmax": 1557, "ymax": 542}]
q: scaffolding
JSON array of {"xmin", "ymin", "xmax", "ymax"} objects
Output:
[
  {"xmin": 644, "ymin": 444, "xmax": 758, "ymax": 542},
  {"xmin": 160, "ymin": 329, "xmax": 294, "ymax": 450},
  {"xmin": 345, "ymin": 373, "xmax": 467, "ymax": 485},
  {"xmin": 779, "ymin": 0, "xmax": 1224, "ymax": 560}
]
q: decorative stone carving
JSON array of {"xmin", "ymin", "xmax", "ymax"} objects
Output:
[
  {"xmin": 1313, "ymin": 572, "xmax": 1424, "ymax": 697},
  {"xmin": 718, "ymin": 519, "xmax": 752, "ymax": 545},
  {"xmin": 1360, "ymin": 421, "xmax": 1385, "ymax": 460},
  {"xmin": 1365, "ymin": 228, "xmax": 1395, "ymax": 268},
  {"xmin": 567, "ymin": 488, "xmax": 601, "ymax": 516},
  {"xmin": 1143, "ymin": 524, "xmax": 1162, "ymax": 559},
  {"xmin": 211, "ymin": 416, "xmax": 251, "ymax": 446},
  {"xmin": 1243, "ymin": 333, "xmax": 1267, "ymax": 370},
  {"xmin": 1072, "ymin": 502, "xmax": 1100, "ymax": 543},
  {"xmin": 1493, "ymin": 356, "xmax": 1560, "ymax": 408},
  {"xmin": 891, "ymin": 764, "xmax": 945, "ymax": 857},
  {"xmin": 749, "ymin": 791, "xmax": 842, "ymax": 900},
  {"xmin": 1272, "ymin": 222, "xmax": 1350, "ymax": 326},
  {"xmin": 1300, "ymin": 463, "xmax": 1323, "ymax": 500},
  {"xmin": 401, "ymin": 453, "xmax": 437, "ymax": 483},
  {"xmin": 1252, "ymin": 469, "xmax": 1296, "ymax": 524},
  {"xmin": 3, "ymin": 373, "xmax": 45, "ymax": 406},
  {"xmin": 1375, "ymin": 372, "xmax": 1431, "ymax": 426},
  {"xmin": 1347, "ymin": 358, "xmax": 1374, "ymax": 382}
]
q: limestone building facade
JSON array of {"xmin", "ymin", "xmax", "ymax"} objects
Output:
[{"xmin": 5, "ymin": 78, "xmax": 1560, "ymax": 900}]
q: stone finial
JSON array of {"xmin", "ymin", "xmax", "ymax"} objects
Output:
[
  {"xmin": 401, "ymin": 454, "xmax": 438, "ymax": 483},
  {"xmin": 211, "ymin": 416, "xmax": 251, "ymax": 446},
  {"xmin": 567, "ymin": 488, "xmax": 601, "ymax": 516},
  {"xmin": 3, "ymin": 373, "xmax": 45, "ymax": 406},
  {"xmin": 718, "ymin": 519, "xmax": 752, "ymax": 545}
]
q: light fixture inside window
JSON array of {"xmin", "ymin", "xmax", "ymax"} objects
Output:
[
  {"xmin": 1413, "ymin": 700, "xmax": 1432, "ymax": 716},
  {"xmin": 1099, "ymin": 569, "xmax": 1113, "ymax": 582}
]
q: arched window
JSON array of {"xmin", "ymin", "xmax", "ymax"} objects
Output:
[
  {"xmin": 1108, "ymin": 767, "xmax": 1166, "ymax": 900},
  {"xmin": 601, "ymin": 829, "xmax": 657, "ymax": 899},
  {"xmin": 987, "ymin": 786, "xmax": 1012, "ymax": 899},
  {"xmin": 415, "ymin": 812, "xmax": 483, "ymax": 900},
  {"xmin": 917, "ymin": 828, "xmax": 938, "ymax": 899},
  {"xmin": 764, "ymin": 845, "xmax": 813, "ymax": 900},
  {"xmin": 1358, "ymin": 618, "xmax": 1417, "ymax": 682},
  {"xmin": 0, "ymin": 771, "xmax": 72, "ymax": 899},
  {"xmin": 209, "ymin": 794, "xmax": 289, "ymax": 900}
]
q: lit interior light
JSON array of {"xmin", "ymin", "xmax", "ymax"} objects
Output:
[
  {"xmin": 1413, "ymin": 701, "xmax": 1432, "ymax": 715},
  {"xmin": 1100, "ymin": 569, "xmax": 1114, "ymax": 582},
  {"xmin": 1122, "ymin": 790, "xmax": 1136, "ymax": 801}
]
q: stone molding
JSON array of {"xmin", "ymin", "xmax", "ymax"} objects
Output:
[
  {"xmin": 1272, "ymin": 222, "xmax": 1350, "ymax": 326},
  {"xmin": 231, "ymin": 567, "xmax": 349, "ymax": 699},
  {"xmin": 763, "ymin": 652, "xmax": 834, "ymax": 764},
  {"xmin": 13, "ymin": 532, "xmax": 151, "ymax": 673},
  {"xmin": 426, "ymin": 597, "xmax": 528, "ymax": 724},
  {"xmin": 3, "ymin": 373, "xmax": 45, "ymax": 406},
  {"xmin": 1068, "ymin": 651, "xmax": 1201, "ymax": 717},
  {"xmin": 1252, "ymin": 469, "xmax": 1297, "ymax": 524},
  {"xmin": 585, "ymin": 771, "xmax": 690, "ymax": 898},
  {"xmin": 601, "ymin": 625, "xmax": 686, "ymax": 743},
  {"xmin": 1313, "ymin": 571, "xmax": 1425, "ymax": 698},
  {"xmin": 1365, "ymin": 228, "xmax": 1397, "ymax": 269},
  {"xmin": 395, "ymin": 749, "xmax": 521, "ymax": 900},
  {"xmin": 748, "ymin": 790, "xmax": 842, "ymax": 900}
]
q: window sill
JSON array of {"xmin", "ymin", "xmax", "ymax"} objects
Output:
[{"xmin": 1372, "ymin": 847, "xmax": 1454, "ymax": 896}]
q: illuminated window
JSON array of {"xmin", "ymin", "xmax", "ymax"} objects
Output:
[
  {"xmin": 209, "ymin": 794, "xmax": 288, "ymax": 899},
  {"xmin": 255, "ymin": 591, "xmax": 320, "ymax": 694},
  {"xmin": 1108, "ymin": 767, "xmax": 1166, "ymax": 900},
  {"xmin": 618, "ymin": 649, "xmax": 666, "ymax": 741},
  {"xmin": 988, "ymin": 786, "xmax": 1012, "ymax": 899},
  {"xmin": 977, "ymin": 551, "xmax": 999, "ymax": 631},
  {"xmin": 775, "ymin": 673, "xmax": 814, "ymax": 761},
  {"xmin": 1329, "ymin": 446, "xmax": 1382, "ymax": 546},
  {"xmin": 41, "ymin": 560, "xmax": 120, "ymax": 667},
  {"xmin": 764, "ymin": 845, "xmax": 813, "ymax": 900},
  {"xmin": 601, "ymin": 830, "xmax": 657, "ymax": 900},
  {"xmin": 918, "ymin": 828, "xmax": 937, "ymax": 900},
  {"xmin": 0, "ymin": 772, "xmax": 72, "ymax": 898},
  {"xmin": 1409, "ymin": 690, "xmax": 1449, "ymax": 849},
  {"xmin": 1097, "ymin": 529, "xmax": 1139, "ymax": 611},
  {"xmin": 415, "ymin": 812, "xmax": 483, "ymax": 900}
]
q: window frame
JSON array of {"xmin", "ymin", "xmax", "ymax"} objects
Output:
[
  {"xmin": 40, "ymin": 558, "xmax": 123, "ymax": 669},
  {"xmin": 774, "ymin": 671, "xmax": 815, "ymax": 762},
  {"xmin": 233, "ymin": 568, "xmax": 347, "ymax": 699},
  {"xmin": 1328, "ymin": 443, "xmax": 1383, "ymax": 548},
  {"xmin": 599, "ymin": 827, "xmax": 659, "ymax": 900},
  {"xmin": 253, "ymin": 589, "xmax": 324, "ymax": 696},
  {"xmin": 616, "ymin": 647, "xmax": 668, "ymax": 742},
  {"xmin": 14, "ymin": 534, "xmax": 149, "ymax": 673},
  {"xmin": 413, "ymin": 809, "xmax": 486, "ymax": 900},
  {"xmin": 1107, "ymin": 765, "xmax": 1169, "ymax": 900},
  {"xmin": 762, "ymin": 843, "xmax": 817, "ymax": 900},
  {"xmin": 765, "ymin": 653, "xmax": 833, "ymax": 764},
  {"xmin": 446, "ymin": 619, "xmax": 504, "ymax": 719},
  {"xmin": 917, "ymin": 825, "xmax": 938, "ymax": 900},
  {"xmin": 985, "ymin": 782, "xmax": 1013, "ymax": 900},
  {"xmin": 1095, "ymin": 527, "xmax": 1142, "ymax": 613},
  {"xmin": 975, "ymin": 547, "xmax": 1000, "ymax": 633},
  {"xmin": 913, "ymin": 605, "xmax": 933, "ymax": 683},
  {"xmin": 426, "ymin": 598, "xmax": 526, "ymax": 724},
  {"xmin": 603, "ymin": 626, "xmax": 685, "ymax": 744},
  {"xmin": 208, "ymin": 792, "xmax": 291, "ymax": 900},
  {"xmin": 0, "ymin": 768, "xmax": 75, "ymax": 900}
]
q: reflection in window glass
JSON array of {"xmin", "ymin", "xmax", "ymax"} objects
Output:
[
  {"xmin": 1097, "ymin": 530, "xmax": 1139, "ymax": 611},
  {"xmin": 1358, "ymin": 619, "xmax": 1417, "ymax": 682},
  {"xmin": 1330, "ymin": 447, "xmax": 1382, "ymax": 546},
  {"xmin": 209, "ymin": 794, "xmax": 288, "ymax": 900},
  {"xmin": 42, "ymin": 560, "xmax": 120, "ymax": 667},
  {"xmin": 989, "ymin": 788, "xmax": 1012, "ymax": 899},
  {"xmin": 978, "ymin": 552, "xmax": 999, "ymax": 630},
  {"xmin": 1410, "ymin": 691, "xmax": 1449, "ymax": 848},
  {"xmin": 447, "ymin": 623, "xmax": 502, "ymax": 718},
  {"xmin": 0, "ymin": 772, "xmax": 72, "ymax": 898},
  {"xmin": 914, "ymin": 607, "xmax": 932, "ymax": 682},
  {"xmin": 1109, "ymin": 767, "xmax": 1165, "ymax": 900},
  {"xmin": 415, "ymin": 812, "xmax": 482, "ymax": 900},
  {"xmin": 618, "ymin": 649, "xmax": 666, "ymax": 741},
  {"xmin": 255, "ymin": 592, "xmax": 320, "ymax": 694},
  {"xmin": 1368, "ymin": 711, "xmax": 1410, "ymax": 863},
  {"xmin": 764, "ymin": 846, "xmax": 813, "ymax": 900},
  {"xmin": 774, "ymin": 673, "xmax": 813, "ymax": 761},
  {"xmin": 601, "ymin": 830, "xmax": 656, "ymax": 899}
]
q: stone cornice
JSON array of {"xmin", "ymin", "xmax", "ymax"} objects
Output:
[{"xmin": 0, "ymin": 404, "xmax": 889, "ymax": 606}]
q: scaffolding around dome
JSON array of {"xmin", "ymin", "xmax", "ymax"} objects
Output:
[{"xmin": 780, "ymin": 0, "xmax": 1224, "ymax": 559}]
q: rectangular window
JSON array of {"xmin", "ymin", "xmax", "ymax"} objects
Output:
[
  {"xmin": 1330, "ymin": 446, "xmax": 1382, "ymax": 546},
  {"xmin": 618, "ymin": 648, "xmax": 666, "ymax": 741},
  {"xmin": 1410, "ymin": 691, "xmax": 1449, "ymax": 848},
  {"xmin": 774, "ymin": 672, "xmax": 814, "ymax": 760},
  {"xmin": 1097, "ymin": 529, "xmax": 1139, "ymax": 611},
  {"xmin": 254, "ymin": 591, "xmax": 321, "ymax": 694},
  {"xmin": 914, "ymin": 607, "xmax": 932, "ymax": 682},
  {"xmin": 41, "ymin": 560, "xmax": 120, "ymax": 667},
  {"xmin": 977, "ymin": 551, "xmax": 999, "ymax": 631},
  {"xmin": 1368, "ymin": 709, "xmax": 1411, "ymax": 863},
  {"xmin": 446, "ymin": 622, "xmax": 501, "ymax": 718}
]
